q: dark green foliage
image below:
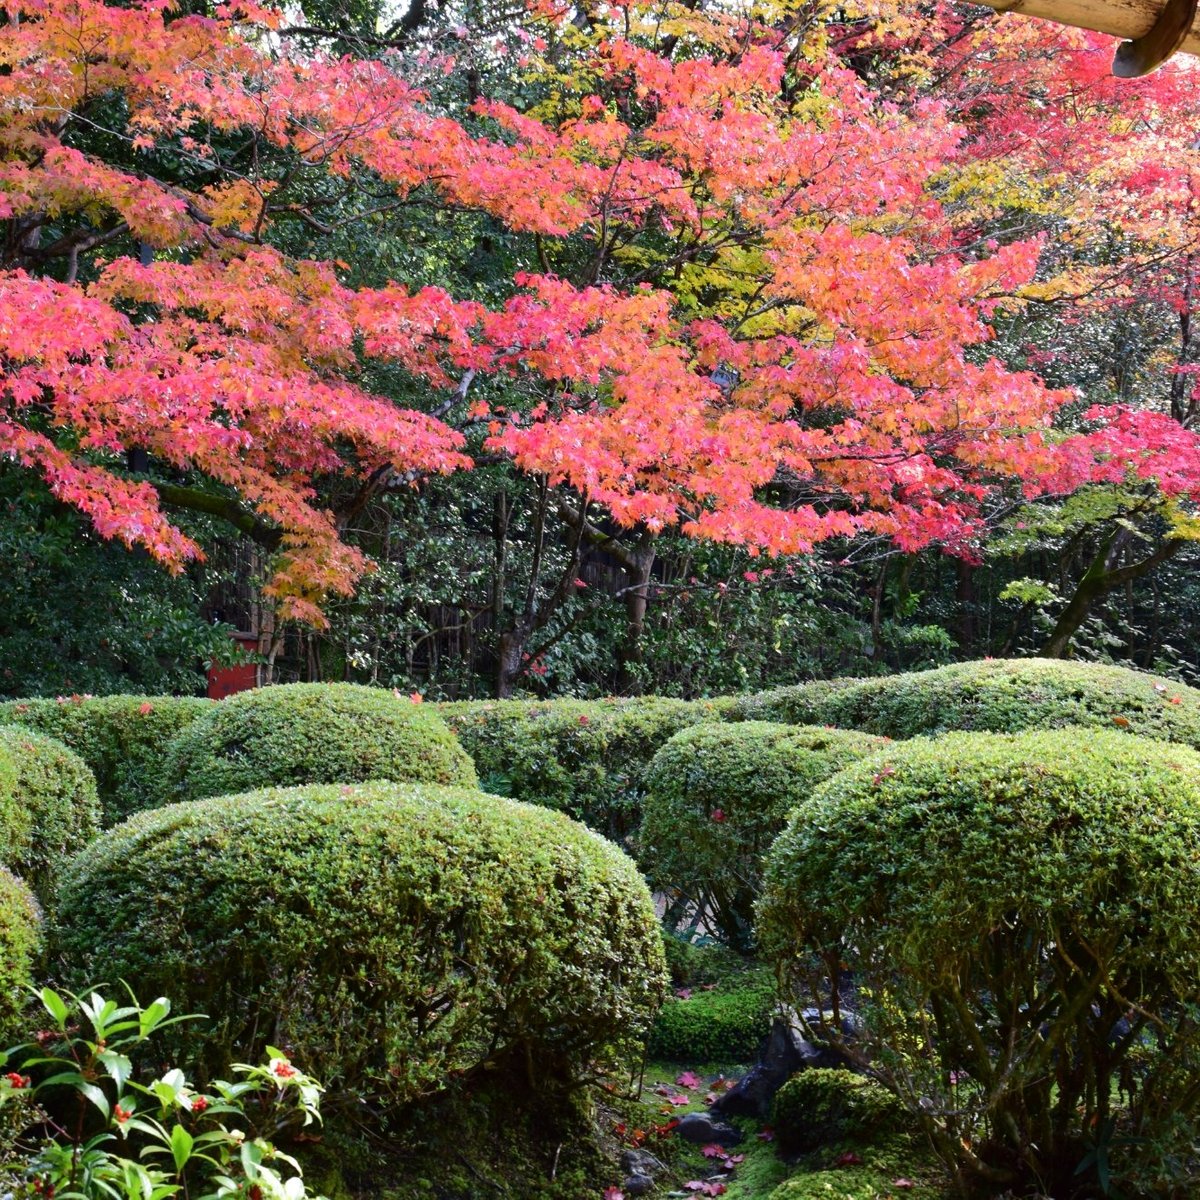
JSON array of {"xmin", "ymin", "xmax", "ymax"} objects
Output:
[
  {"xmin": 438, "ymin": 696, "xmax": 729, "ymax": 837},
  {"xmin": 56, "ymin": 782, "xmax": 667, "ymax": 1103},
  {"xmin": 758, "ymin": 728, "xmax": 1200, "ymax": 1194},
  {"xmin": 772, "ymin": 1069, "xmax": 909, "ymax": 1155},
  {"xmin": 0, "ymin": 866, "xmax": 40, "ymax": 1040},
  {"xmin": 0, "ymin": 725, "xmax": 99, "ymax": 900},
  {"xmin": 0, "ymin": 694, "xmax": 213, "ymax": 824},
  {"xmin": 639, "ymin": 722, "xmax": 886, "ymax": 949},
  {"xmin": 741, "ymin": 657, "xmax": 1200, "ymax": 745},
  {"xmin": 647, "ymin": 966, "xmax": 775, "ymax": 1062},
  {"xmin": 162, "ymin": 683, "xmax": 476, "ymax": 802},
  {"xmin": 0, "ymin": 469, "xmax": 233, "ymax": 701},
  {"xmin": 660, "ymin": 934, "xmax": 751, "ymax": 990}
]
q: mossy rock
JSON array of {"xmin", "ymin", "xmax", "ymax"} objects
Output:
[
  {"xmin": 772, "ymin": 1069, "xmax": 910, "ymax": 1155},
  {"xmin": 162, "ymin": 683, "xmax": 476, "ymax": 802},
  {"xmin": 0, "ymin": 724, "xmax": 100, "ymax": 900},
  {"xmin": 56, "ymin": 782, "xmax": 667, "ymax": 1102},
  {"xmin": 0, "ymin": 694, "xmax": 213, "ymax": 824}
]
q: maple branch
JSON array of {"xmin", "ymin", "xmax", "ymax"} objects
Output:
[{"xmin": 154, "ymin": 483, "xmax": 282, "ymax": 551}]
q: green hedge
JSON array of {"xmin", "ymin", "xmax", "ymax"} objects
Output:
[
  {"xmin": 647, "ymin": 965, "xmax": 775, "ymax": 1062},
  {"xmin": 0, "ymin": 725, "xmax": 99, "ymax": 900},
  {"xmin": 0, "ymin": 866, "xmax": 40, "ymax": 1040},
  {"xmin": 162, "ymin": 684, "xmax": 476, "ymax": 803},
  {"xmin": 758, "ymin": 728, "xmax": 1200, "ymax": 1194},
  {"xmin": 735, "ymin": 658, "xmax": 1200, "ymax": 745},
  {"xmin": 0, "ymin": 694, "xmax": 212, "ymax": 824},
  {"xmin": 725, "ymin": 677, "xmax": 866, "ymax": 724},
  {"xmin": 438, "ymin": 696, "xmax": 729, "ymax": 838},
  {"xmin": 56, "ymin": 782, "xmax": 667, "ymax": 1102},
  {"xmin": 639, "ymin": 722, "xmax": 886, "ymax": 949}
]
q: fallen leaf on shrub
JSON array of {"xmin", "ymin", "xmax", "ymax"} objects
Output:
[
  {"xmin": 724, "ymin": 1154, "xmax": 744, "ymax": 1166},
  {"xmin": 892, "ymin": 1179, "xmax": 916, "ymax": 1190},
  {"xmin": 612, "ymin": 1122, "xmax": 626, "ymax": 1135},
  {"xmin": 138, "ymin": 701, "xmax": 154, "ymax": 715},
  {"xmin": 676, "ymin": 1071, "xmax": 700, "ymax": 1089},
  {"xmin": 834, "ymin": 1151, "xmax": 863, "ymax": 1167},
  {"xmin": 703, "ymin": 1092, "xmax": 718, "ymax": 1105},
  {"xmin": 1171, "ymin": 696, "xmax": 1183, "ymax": 704},
  {"xmin": 756, "ymin": 1126, "xmax": 775, "ymax": 1141},
  {"xmin": 701, "ymin": 1144, "xmax": 725, "ymax": 1158},
  {"xmin": 722, "ymin": 1078, "xmax": 737, "ymax": 1089},
  {"xmin": 684, "ymin": 1183, "xmax": 727, "ymax": 1196},
  {"xmin": 668, "ymin": 1093, "xmax": 690, "ymax": 1106},
  {"xmin": 1112, "ymin": 715, "xmax": 1131, "ymax": 727},
  {"xmin": 710, "ymin": 809, "xmax": 726, "ymax": 822},
  {"xmin": 602, "ymin": 1189, "xmax": 624, "ymax": 1200},
  {"xmin": 674, "ymin": 988, "xmax": 693, "ymax": 1000},
  {"xmin": 702, "ymin": 983, "xmax": 718, "ymax": 991}
]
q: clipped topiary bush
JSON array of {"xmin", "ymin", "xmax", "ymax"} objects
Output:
[
  {"xmin": 724, "ymin": 677, "xmax": 866, "ymax": 725},
  {"xmin": 55, "ymin": 782, "xmax": 667, "ymax": 1103},
  {"xmin": 0, "ymin": 694, "xmax": 213, "ymax": 824},
  {"xmin": 772, "ymin": 1068, "xmax": 909, "ymax": 1155},
  {"xmin": 161, "ymin": 684, "xmax": 476, "ymax": 803},
  {"xmin": 647, "ymin": 965, "xmax": 776, "ymax": 1062},
  {"xmin": 758, "ymin": 727, "xmax": 1200, "ymax": 1195},
  {"xmin": 0, "ymin": 725, "xmax": 99, "ymax": 900},
  {"xmin": 0, "ymin": 866, "xmax": 40, "ymax": 1040},
  {"xmin": 639, "ymin": 722, "xmax": 887, "ymax": 949},
  {"xmin": 438, "ymin": 696, "xmax": 729, "ymax": 838},
  {"xmin": 739, "ymin": 658, "xmax": 1200, "ymax": 746}
]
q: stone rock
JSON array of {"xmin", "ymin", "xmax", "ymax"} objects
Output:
[
  {"xmin": 619, "ymin": 1150, "xmax": 666, "ymax": 1178},
  {"xmin": 712, "ymin": 1011, "xmax": 857, "ymax": 1118},
  {"xmin": 622, "ymin": 1173, "xmax": 655, "ymax": 1196},
  {"xmin": 674, "ymin": 1111, "xmax": 743, "ymax": 1146}
]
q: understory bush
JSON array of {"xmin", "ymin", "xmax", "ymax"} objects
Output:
[
  {"xmin": 162, "ymin": 683, "xmax": 476, "ymax": 802},
  {"xmin": 0, "ymin": 866, "xmax": 40, "ymax": 1040},
  {"xmin": 0, "ymin": 694, "xmax": 212, "ymax": 823},
  {"xmin": 758, "ymin": 727, "xmax": 1200, "ymax": 1196},
  {"xmin": 647, "ymin": 963, "xmax": 775, "ymax": 1062},
  {"xmin": 438, "ymin": 695, "xmax": 729, "ymax": 838},
  {"xmin": 0, "ymin": 724, "xmax": 99, "ymax": 899},
  {"xmin": 56, "ymin": 782, "xmax": 667, "ymax": 1105},
  {"xmin": 771, "ymin": 1068, "xmax": 908, "ymax": 1155},
  {"xmin": 739, "ymin": 657, "xmax": 1200, "ymax": 745},
  {"xmin": 639, "ymin": 722, "xmax": 886, "ymax": 949}
]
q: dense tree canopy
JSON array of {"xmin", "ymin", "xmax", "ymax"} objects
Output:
[{"xmin": 4, "ymin": 0, "xmax": 1200, "ymax": 694}]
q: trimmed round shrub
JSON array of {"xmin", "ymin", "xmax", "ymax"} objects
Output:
[
  {"xmin": 0, "ymin": 694, "xmax": 213, "ymax": 824},
  {"xmin": 0, "ymin": 866, "xmax": 41, "ymax": 1040},
  {"xmin": 438, "ymin": 696, "xmax": 728, "ymax": 838},
  {"xmin": 647, "ymin": 967, "xmax": 776, "ymax": 1063},
  {"xmin": 0, "ymin": 725, "xmax": 99, "ymax": 899},
  {"xmin": 742, "ymin": 658, "xmax": 1200, "ymax": 746},
  {"xmin": 772, "ymin": 1068, "xmax": 909, "ymax": 1155},
  {"xmin": 639, "ymin": 722, "xmax": 887, "ymax": 949},
  {"xmin": 55, "ymin": 782, "xmax": 667, "ymax": 1102},
  {"xmin": 758, "ymin": 728, "xmax": 1200, "ymax": 1194},
  {"xmin": 725, "ymin": 677, "xmax": 866, "ymax": 724},
  {"xmin": 161, "ymin": 683, "xmax": 476, "ymax": 802}
]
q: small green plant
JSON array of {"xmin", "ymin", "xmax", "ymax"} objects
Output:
[{"xmin": 0, "ymin": 984, "xmax": 325, "ymax": 1200}]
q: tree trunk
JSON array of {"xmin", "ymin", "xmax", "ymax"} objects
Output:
[
  {"xmin": 616, "ymin": 532, "xmax": 656, "ymax": 694},
  {"xmin": 1042, "ymin": 532, "xmax": 1185, "ymax": 658}
]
